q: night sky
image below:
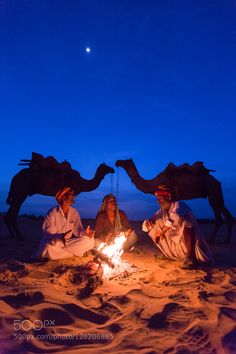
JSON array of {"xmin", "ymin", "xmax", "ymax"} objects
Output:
[{"xmin": 0, "ymin": 0, "xmax": 235, "ymax": 220}]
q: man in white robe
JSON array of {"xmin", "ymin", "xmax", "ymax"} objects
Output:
[
  {"xmin": 36, "ymin": 187, "xmax": 94, "ymax": 260},
  {"xmin": 142, "ymin": 185, "xmax": 213, "ymax": 268}
]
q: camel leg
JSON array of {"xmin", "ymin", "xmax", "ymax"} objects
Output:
[
  {"xmin": 222, "ymin": 206, "xmax": 235, "ymax": 244},
  {"xmin": 4, "ymin": 213, "xmax": 24, "ymax": 241},
  {"xmin": 4, "ymin": 213, "xmax": 16, "ymax": 239},
  {"xmin": 12, "ymin": 218, "xmax": 24, "ymax": 241},
  {"xmin": 207, "ymin": 178, "xmax": 225, "ymax": 244},
  {"xmin": 208, "ymin": 209, "xmax": 223, "ymax": 244},
  {"xmin": 4, "ymin": 201, "xmax": 25, "ymax": 240}
]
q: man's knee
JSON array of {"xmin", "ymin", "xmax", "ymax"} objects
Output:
[
  {"xmin": 129, "ymin": 230, "xmax": 138, "ymax": 244},
  {"xmin": 94, "ymin": 238, "xmax": 103, "ymax": 249},
  {"xmin": 123, "ymin": 231, "xmax": 137, "ymax": 251},
  {"xmin": 87, "ymin": 237, "xmax": 95, "ymax": 249}
]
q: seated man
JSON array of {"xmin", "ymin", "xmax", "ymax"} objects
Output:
[
  {"xmin": 95, "ymin": 194, "xmax": 137, "ymax": 252},
  {"xmin": 142, "ymin": 185, "xmax": 213, "ymax": 269},
  {"xmin": 36, "ymin": 187, "xmax": 94, "ymax": 260}
]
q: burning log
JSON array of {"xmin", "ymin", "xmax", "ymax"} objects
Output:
[
  {"xmin": 95, "ymin": 232, "xmax": 132, "ymax": 279},
  {"xmin": 92, "ymin": 250, "xmax": 115, "ymax": 269}
]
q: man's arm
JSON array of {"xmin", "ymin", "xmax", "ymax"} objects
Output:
[
  {"xmin": 142, "ymin": 210, "xmax": 169, "ymax": 244},
  {"xmin": 120, "ymin": 210, "xmax": 133, "ymax": 231}
]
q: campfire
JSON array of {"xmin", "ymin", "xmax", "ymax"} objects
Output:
[
  {"xmin": 81, "ymin": 232, "xmax": 138, "ymax": 297},
  {"xmin": 95, "ymin": 232, "xmax": 134, "ymax": 279}
]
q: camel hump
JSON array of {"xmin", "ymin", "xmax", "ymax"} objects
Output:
[
  {"xmin": 19, "ymin": 152, "xmax": 72, "ymax": 171},
  {"xmin": 32, "ymin": 152, "xmax": 44, "ymax": 162},
  {"xmin": 60, "ymin": 160, "xmax": 72, "ymax": 169},
  {"xmin": 166, "ymin": 161, "xmax": 215, "ymax": 174},
  {"xmin": 190, "ymin": 161, "xmax": 216, "ymax": 173}
]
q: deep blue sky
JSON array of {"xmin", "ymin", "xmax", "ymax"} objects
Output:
[{"xmin": 0, "ymin": 0, "xmax": 235, "ymax": 220}]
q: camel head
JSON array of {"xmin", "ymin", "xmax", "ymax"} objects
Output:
[
  {"xmin": 115, "ymin": 159, "xmax": 135, "ymax": 169},
  {"xmin": 96, "ymin": 163, "xmax": 115, "ymax": 176}
]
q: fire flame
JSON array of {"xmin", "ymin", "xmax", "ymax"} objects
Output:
[{"xmin": 97, "ymin": 232, "xmax": 131, "ymax": 279}]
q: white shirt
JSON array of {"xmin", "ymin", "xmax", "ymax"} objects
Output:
[{"xmin": 42, "ymin": 205, "xmax": 85, "ymax": 242}]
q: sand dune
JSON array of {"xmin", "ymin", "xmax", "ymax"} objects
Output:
[{"xmin": 0, "ymin": 215, "xmax": 236, "ymax": 354}]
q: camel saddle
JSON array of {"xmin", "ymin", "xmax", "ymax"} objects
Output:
[
  {"xmin": 18, "ymin": 152, "xmax": 72, "ymax": 170},
  {"xmin": 166, "ymin": 161, "xmax": 215, "ymax": 174}
]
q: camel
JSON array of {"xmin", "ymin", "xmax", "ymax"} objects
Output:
[
  {"xmin": 5, "ymin": 153, "xmax": 114, "ymax": 240},
  {"xmin": 116, "ymin": 159, "xmax": 234, "ymax": 243}
]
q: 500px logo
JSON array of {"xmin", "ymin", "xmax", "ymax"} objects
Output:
[{"xmin": 13, "ymin": 319, "xmax": 55, "ymax": 331}]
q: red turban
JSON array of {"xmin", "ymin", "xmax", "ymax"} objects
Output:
[
  {"xmin": 55, "ymin": 187, "xmax": 73, "ymax": 203},
  {"xmin": 154, "ymin": 185, "xmax": 174, "ymax": 198}
]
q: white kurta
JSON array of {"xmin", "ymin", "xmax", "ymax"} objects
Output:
[
  {"xmin": 142, "ymin": 201, "xmax": 212, "ymax": 263},
  {"xmin": 36, "ymin": 206, "xmax": 94, "ymax": 260}
]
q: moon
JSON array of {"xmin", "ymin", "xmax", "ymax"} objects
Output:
[{"xmin": 85, "ymin": 47, "xmax": 91, "ymax": 53}]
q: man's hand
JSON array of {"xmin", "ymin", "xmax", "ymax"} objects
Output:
[
  {"xmin": 161, "ymin": 225, "xmax": 170, "ymax": 234},
  {"xmin": 154, "ymin": 225, "xmax": 170, "ymax": 243},
  {"xmin": 125, "ymin": 228, "xmax": 132, "ymax": 235},
  {"xmin": 85, "ymin": 225, "xmax": 95, "ymax": 238},
  {"xmin": 62, "ymin": 229, "xmax": 72, "ymax": 244},
  {"xmin": 144, "ymin": 219, "xmax": 155, "ymax": 231}
]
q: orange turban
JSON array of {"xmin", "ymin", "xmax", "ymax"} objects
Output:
[{"xmin": 55, "ymin": 187, "xmax": 73, "ymax": 203}]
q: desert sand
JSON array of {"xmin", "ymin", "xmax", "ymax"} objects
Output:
[{"xmin": 0, "ymin": 214, "xmax": 236, "ymax": 354}]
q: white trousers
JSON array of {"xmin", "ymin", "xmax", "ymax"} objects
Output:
[{"xmin": 37, "ymin": 236, "xmax": 94, "ymax": 260}]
